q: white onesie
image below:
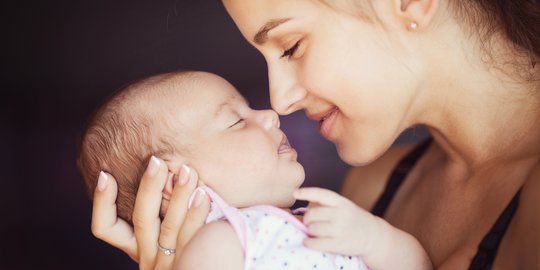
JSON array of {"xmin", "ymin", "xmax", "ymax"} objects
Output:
[{"xmin": 196, "ymin": 187, "xmax": 369, "ymax": 270}]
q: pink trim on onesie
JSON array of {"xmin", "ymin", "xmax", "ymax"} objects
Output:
[
  {"xmin": 189, "ymin": 187, "xmax": 370, "ymax": 270},
  {"xmin": 244, "ymin": 205, "xmax": 308, "ymax": 234},
  {"xmin": 189, "ymin": 187, "xmax": 248, "ymax": 250},
  {"xmin": 189, "ymin": 187, "xmax": 307, "ymax": 252}
]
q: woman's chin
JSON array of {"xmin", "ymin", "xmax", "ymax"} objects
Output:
[{"xmin": 335, "ymin": 139, "xmax": 384, "ymax": 167}]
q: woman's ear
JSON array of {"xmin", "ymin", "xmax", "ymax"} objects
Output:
[{"xmin": 394, "ymin": 0, "xmax": 439, "ymax": 31}]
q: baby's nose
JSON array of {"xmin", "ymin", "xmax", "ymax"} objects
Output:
[{"xmin": 260, "ymin": 109, "xmax": 280, "ymax": 130}]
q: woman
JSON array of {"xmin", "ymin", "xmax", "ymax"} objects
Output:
[{"xmin": 90, "ymin": 0, "xmax": 540, "ymax": 269}]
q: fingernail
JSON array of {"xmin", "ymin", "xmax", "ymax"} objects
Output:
[
  {"xmin": 189, "ymin": 189, "xmax": 206, "ymax": 208},
  {"xmin": 178, "ymin": 164, "xmax": 190, "ymax": 186},
  {"xmin": 97, "ymin": 171, "xmax": 109, "ymax": 192},
  {"xmin": 146, "ymin": 156, "xmax": 161, "ymax": 176}
]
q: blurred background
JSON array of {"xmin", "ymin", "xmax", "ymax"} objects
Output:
[{"xmin": 3, "ymin": 0, "xmax": 427, "ymax": 269}]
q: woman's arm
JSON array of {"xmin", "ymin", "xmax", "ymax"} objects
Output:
[
  {"xmin": 176, "ymin": 220, "xmax": 244, "ymax": 270},
  {"xmin": 90, "ymin": 157, "xmax": 210, "ymax": 270}
]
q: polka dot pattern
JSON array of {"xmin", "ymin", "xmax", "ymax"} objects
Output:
[
  {"xmin": 238, "ymin": 208, "xmax": 368, "ymax": 270},
  {"xmin": 201, "ymin": 187, "xmax": 369, "ymax": 270}
]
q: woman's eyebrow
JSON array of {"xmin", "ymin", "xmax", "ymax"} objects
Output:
[{"xmin": 254, "ymin": 18, "xmax": 291, "ymax": 45}]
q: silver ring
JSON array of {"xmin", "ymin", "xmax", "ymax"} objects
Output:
[{"xmin": 158, "ymin": 243, "xmax": 176, "ymax": 256}]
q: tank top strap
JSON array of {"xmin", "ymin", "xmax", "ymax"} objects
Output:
[
  {"xmin": 371, "ymin": 138, "xmax": 432, "ymax": 217},
  {"xmin": 468, "ymin": 189, "xmax": 521, "ymax": 270}
]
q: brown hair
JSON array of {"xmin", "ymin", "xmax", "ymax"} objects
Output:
[
  {"xmin": 451, "ymin": 0, "xmax": 540, "ymax": 66},
  {"xmin": 77, "ymin": 71, "xmax": 193, "ymax": 225}
]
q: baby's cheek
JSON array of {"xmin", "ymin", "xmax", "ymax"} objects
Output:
[{"xmin": 213, "ymin": 178, "xmax": 253, "ymax": 207}]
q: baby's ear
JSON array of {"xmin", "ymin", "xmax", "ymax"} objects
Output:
[
  {"xmin": 161, "ymin": 171, "xmax": 175, "ymax": 200},
  {"xmin": 160, "ymin": 197, "xmax": 170, "ymax": 218},
  {"xmin": 162, "ymin": 160, "xmax": 183, "ymax": 199}
]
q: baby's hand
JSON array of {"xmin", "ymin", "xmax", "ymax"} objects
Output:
[
  {"xmin": 294, "ymin": 187, "xmax": 388, "ymax": 257},
  {"xmin": 295, "ymin": 187, "xmax": 433, "ymax": 269}
]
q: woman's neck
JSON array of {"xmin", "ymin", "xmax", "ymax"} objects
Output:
[
  {"xmin": 425, "ymin": 85, "xmax": 540, "ymax": 172},
  {"xmin": 416, "ymin": 25, "xmax": 540, "ymax": 175}
]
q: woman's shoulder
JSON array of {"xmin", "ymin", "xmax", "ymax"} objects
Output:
[
  {"xmin": 340, "ymin": 143, "xmax": 417, "ymax": 210},
  {"xmin": 496, "ymin": 162, "xmax": 540, "ymax": 268},
  {"xmin": 512, "ymin": 163, "xmax": 540, "ymax": 266}
]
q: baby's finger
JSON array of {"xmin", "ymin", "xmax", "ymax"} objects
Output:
[
  {"xmin": 306, "ymin": 222, "xmax": 333, "ymax": 238},
  {"xmin": 91, "ymin": 172, "xmax": 138, "ymax": 261},
  {"xmin": 303, "ymin": 206, "xmax": 336, "ymax": 226},
  {"xmin": 294, "ymin": 187, "xmax": 344, "ymax": 207},
  {"xmin": 132, "ymin": 156, "xmax": 169, "ymax": 270},
  {"xmin": 303, "ymin": 236, "xmax": 338, "ymax": 254},
  {"xmin": 155, "ymin": 165, "xmax": 198, "ymax": 269}
]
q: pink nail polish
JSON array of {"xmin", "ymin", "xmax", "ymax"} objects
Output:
[
  {"xmin": 97, "ymin": 171, "xmax": 109, "ymax": 192},
  {"xmin": 178, "ymin": 164, "xmax": 190, "ymax": 186},
  {"xmin": 189, "ymin": 189, "xmax": 206, "ymax": 208},
  {"xmin": 146, "ymin": 156, "xmax": 161, "ymax": 176}
]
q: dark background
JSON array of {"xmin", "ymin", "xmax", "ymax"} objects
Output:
[{"xmin": 4, "ymin": 0, "xmax": 427, "ymax": 269}]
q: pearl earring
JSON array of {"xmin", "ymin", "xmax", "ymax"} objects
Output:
[{"xmin": 409, "ymin": 21, "xmax": 418, "ymax": 31}]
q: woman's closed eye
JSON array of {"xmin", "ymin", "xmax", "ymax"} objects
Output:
[
  {"xmin": 228, "ymin": 119, "xmax": 245, "ymax": 128},
  {"xmin": 281, "ymin": 40, "xmax": 302, "ymax": 59}
]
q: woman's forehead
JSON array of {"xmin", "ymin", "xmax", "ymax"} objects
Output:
[{"xmin": 223, "ymin": 0, "xmax": 325, "ymax": 38}]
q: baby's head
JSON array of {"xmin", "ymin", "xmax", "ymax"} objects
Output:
[{"xmin": 77, "ymin": 71, "xmax": 305, "ymax": 224}]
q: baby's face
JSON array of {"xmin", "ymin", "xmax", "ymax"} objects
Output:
[{"xmin": 163, "ymin": 72, "xmax": 305, "ymax": 208}]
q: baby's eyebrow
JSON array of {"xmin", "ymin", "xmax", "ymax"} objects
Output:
[
  {"xmin": 214, "ymin": 95, "xmax": 249, "ymax": 117},
  {"xmin": 214, "ymin": 101, "xmax": 229, "ymax": 118}
]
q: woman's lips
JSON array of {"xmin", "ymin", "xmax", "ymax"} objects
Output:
[{"xmin": 319, "ymin": 107, "xmax": 339, "ymax": 139}]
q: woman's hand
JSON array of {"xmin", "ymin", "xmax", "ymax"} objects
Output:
[{"xmin": 90, "ymin": 156, "xmax": 210, "ymax": 270}]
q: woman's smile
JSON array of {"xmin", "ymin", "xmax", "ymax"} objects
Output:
[{"xmin": 315, "ymin": 107, "xmax": 339, "ymax": 140}]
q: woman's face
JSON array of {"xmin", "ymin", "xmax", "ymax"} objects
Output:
[{"xmin": 223, "ymin": 0, "xmax": 424, "ymax": 165}]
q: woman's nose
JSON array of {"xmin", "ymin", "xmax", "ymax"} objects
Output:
[
  {"xmin": 268, "ymin": 62, "xmax": 307, "ymax": 115},
  {"xmin": 258, "ymin": 109, "xmax": 280, "ymax": 130}
]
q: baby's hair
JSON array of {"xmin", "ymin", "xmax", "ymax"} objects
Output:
[{"xmin": 77, "ymin": 70, "xmax": 198, "ymax": 225}]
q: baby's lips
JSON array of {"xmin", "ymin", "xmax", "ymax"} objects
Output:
[{"xmin": 278, "ymin": 135, "xmax": 293, "ymax": 153}]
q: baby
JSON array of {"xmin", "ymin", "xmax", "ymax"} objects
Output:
[{"xmin": 78, "ymin": 71, "xmax": 429, "ymax": 270}]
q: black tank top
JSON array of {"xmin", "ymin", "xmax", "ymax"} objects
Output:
[{"xmin": 371, "ymin": 138, "xmax": 521, "ymax": 270}]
